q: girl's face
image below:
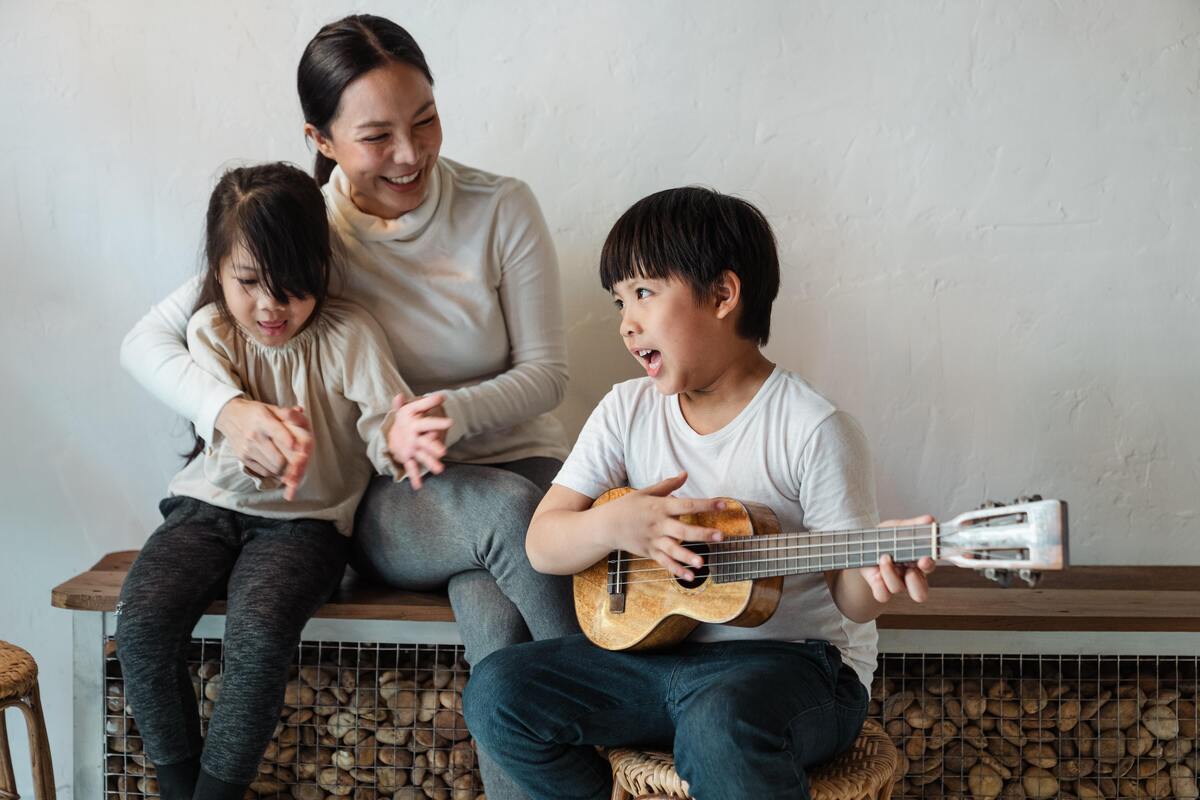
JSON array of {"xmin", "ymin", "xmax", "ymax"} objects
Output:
[
  {"xmin": 220, "ymin": 243, "xmax": 317, "ymax": 346},
  {"xmin": 308, "ymin": 61, "xmax": 443, "ymax": 220}
]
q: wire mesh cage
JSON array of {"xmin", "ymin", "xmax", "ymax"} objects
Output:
[
  {"xmin": 104, "ymin": 636, "xmax": 485, "ymax": 799},
  {"xmin": 870, "ymin": 653, "xmax": 1200, "ymax": 799},
  {"xmin": 102, "ymin": 639, "xmax": 1200, "ymax": 800}
]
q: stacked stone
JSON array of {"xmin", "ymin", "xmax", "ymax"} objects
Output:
[
  {"xmin": 869, "ymin": 656, "xmax": 1199, "ymax": 799},
  {"xmin": 104, "ymin": 641, "xmax": 486, "ymax": 800}
]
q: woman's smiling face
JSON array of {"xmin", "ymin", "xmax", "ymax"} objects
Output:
[{"xmin": 309, "ymin": 60, "xmax": 443, "ymax": 220}]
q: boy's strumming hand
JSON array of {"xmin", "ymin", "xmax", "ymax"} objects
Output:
[
  {"xmin": 385, "ymin": 393, "xmax": 454, "ymax": 490},
  {"xmin": 601, "ymin": 472, "xmax": 727, "ymax": 582},
  {"xmin": 858, "ymin": 515, "xmax": 937, "ymax": 604}
]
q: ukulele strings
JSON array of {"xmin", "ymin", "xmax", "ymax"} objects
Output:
[
  {"xmin": 608, "ymin": 533, "xmax": 945, "ymax": 586},
  {"xmin": 610, "ymin": 545, "xmax": 990, "ymax": 587},
  {"xmin": 607, "ymin": 525, "xmax": 934, "ymax": 573}
]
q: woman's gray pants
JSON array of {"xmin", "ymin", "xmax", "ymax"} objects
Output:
[{"xmin": 351, "ymin": 457, "xmax": 580, "ymax": 800}]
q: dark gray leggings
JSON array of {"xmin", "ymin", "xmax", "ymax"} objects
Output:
[{"xmin": 116, "ymin": 496, "xmax": 348, "ymax": 797}]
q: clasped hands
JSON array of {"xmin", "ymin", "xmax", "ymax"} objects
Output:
[{"xmin": 215, "ymin": 393, "xmax": 453, "ymax": 498}]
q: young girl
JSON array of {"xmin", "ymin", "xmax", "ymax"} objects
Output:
[{"xmin": 115, "ymin": 162, "xmax": 433, "ymax": 800}]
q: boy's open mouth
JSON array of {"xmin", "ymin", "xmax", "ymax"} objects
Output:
[{"xmin": 634, "ymin": 348, "xmax": 663, "ymax": 377}]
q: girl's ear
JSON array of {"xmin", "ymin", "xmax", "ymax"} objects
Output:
[
  {"xmin": 304, "ymin": 123, "xmax": 337, "ymax": 160},
  {"xmin": 713, "ymin": 270, "xmax": 742, "ymax": 321}
]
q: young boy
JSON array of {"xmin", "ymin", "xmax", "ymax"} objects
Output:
[{"xmin": 463, "ymin": 187, "xmax": 934, "ymax": 799}]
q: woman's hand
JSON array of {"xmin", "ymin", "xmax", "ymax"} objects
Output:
[
  {"xmin": 385, "ymin": 393, "xmax": 455, "ymax": 489},
  {"xmin": 215, "ymin": 398, "xmax": 313, "ymax": 500},
  {"xmin": 858, "ymin": 515, "xmax": 937, "ymax": 603}
]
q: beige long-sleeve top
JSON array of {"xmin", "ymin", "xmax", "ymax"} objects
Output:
[
  {"xmin": 121, "ymin": 157, "xmax": 568, "ymax": 465},
  {"xmin": 168, "ymin": 300, "xmax": 409, "ymax": 536}
]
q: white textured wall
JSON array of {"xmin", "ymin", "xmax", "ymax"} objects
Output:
[{"xmin": 2, "ymin": 1, "xmax": 1198, "ymax": 794}]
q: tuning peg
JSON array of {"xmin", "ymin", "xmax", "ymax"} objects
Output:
[
  {"xmin": 1018, "ymin": 569, "xmax": 1042, "ymax": 588},
  {"xmin": 1012, "ymin": 494, "xmax": 1043, "ymax": 504},
  {"xmin": 978, "ymin": 499, "xmax": 1003, "ymax": 510}
]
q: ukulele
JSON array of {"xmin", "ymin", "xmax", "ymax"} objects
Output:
[{"xmin": 573, "ymin": 490, "xmax": 1068, "ymax": 651}]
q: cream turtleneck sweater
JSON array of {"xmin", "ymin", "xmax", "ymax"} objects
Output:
[{"xmin": 121, "ymin": 157, "xmax": 568, "ymax": 466}]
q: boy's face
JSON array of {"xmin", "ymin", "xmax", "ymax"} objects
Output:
[{"xmin": 612, "ymin": 275, "xmax": 723, "ymax": 395}]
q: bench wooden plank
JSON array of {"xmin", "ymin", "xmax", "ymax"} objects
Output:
[
  {"xmin": 874, "ymin": 566, "xmax": 1200, "ymax": 630},
  {"xmin": 52, "ymin": 555, "xmax": 1200, "ymax": 630},
  {"xmin": 51, "ymin": 551, "xmax": 456, "ymax": 622}
]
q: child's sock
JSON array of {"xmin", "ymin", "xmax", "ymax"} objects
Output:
[
  {"xmin": 193, "ymin": 768, "xmax": 247, "ymax": 800},
  {"xmin": 154, "ymin": 756, "xmax": 199, "ymax": 800}
]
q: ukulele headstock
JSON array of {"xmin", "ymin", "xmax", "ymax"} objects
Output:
[{"xmin": 938, "ymin": 495, "xmax": 1068, "ymax": 587}]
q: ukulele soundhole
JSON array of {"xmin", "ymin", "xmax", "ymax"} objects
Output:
[{"xmin": 676, "ymin": 543, "xmax": 711, "ymax": 589}]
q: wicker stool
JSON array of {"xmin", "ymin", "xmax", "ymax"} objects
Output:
[
  {"xmin": 0, "ymin": 642, "xmax": 56, "ymax": 799},
  {"xmin": 607, "ymin": 719, "xmax": 897, "ymax": 800}
]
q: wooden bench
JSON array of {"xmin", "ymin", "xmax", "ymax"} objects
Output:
[
  {"xmin": 52, "ymin": 553, "xmax": 1200, "ymax": 631},
  {"xmin": 51, "ymin": 556, "xmax": 1200, "ymax": 797}
]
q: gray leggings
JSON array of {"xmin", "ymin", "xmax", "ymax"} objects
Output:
[
  {"xmin": 116, "ymin": 496, "xmax": 348, "ymax": 796},
  {"xmin": 350, "ymin": 457, "xmax": 581, "ymax": 800}
]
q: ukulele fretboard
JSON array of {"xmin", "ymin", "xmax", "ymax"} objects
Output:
[{"xmin": 707, "ymin": 525, "xmax": 936, "ymax": 582}]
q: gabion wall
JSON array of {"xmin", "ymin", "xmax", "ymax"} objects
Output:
[
  {"xmin": 871, "ymin": 654, "xmax": 1199, "ymax": 799},
  {"xmin": 104, "ymin": 638, "xmax": 483, "ymax": 800},
  {"xmin": 104, "ymin": 641, "xmax": 1200, "ymax": 800}
]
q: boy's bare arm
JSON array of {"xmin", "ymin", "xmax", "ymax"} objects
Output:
[
  {"xmin": 526, "ymin": 473, "xmax": 727, "ymax": 576},
  {"xmin": 826, "ymin": 514, "xmax": 937, "ymax": 623}
]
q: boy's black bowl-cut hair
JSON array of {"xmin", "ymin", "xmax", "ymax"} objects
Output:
[{"xmin": 599, "ymin": 186, "xmax": 780, "ymax": 345}]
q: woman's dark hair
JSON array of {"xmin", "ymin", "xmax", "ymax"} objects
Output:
[
  {"xmin": 185, "ymin": 161, "xmax": 334, "ymax": 462},
  {"xmin": 298, "ymin": 14, "xmax": 434, "ymax": 185},
  {"xmin": 599, "ymin": 187, "xmax": 781, "ymax": 345}
]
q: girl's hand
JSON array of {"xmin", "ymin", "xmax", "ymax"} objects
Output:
[
  {"xmin": 385, "ymin": 393, "xmax": 454, "ymax": 489},
  {"xmin": 600, "ymin": 473, "xmax": 727, "ymax": 581},
  {"xmin": 858, "ymin": 515, "xmax": 937, "ymax": 603},
  {"xmin": 215, "ymin": 398, "xmax": 313, "ymax": 500}
]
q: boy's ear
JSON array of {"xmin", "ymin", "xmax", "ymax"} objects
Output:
[
  {"xmin": 713, "ymin": 270, "xmax": 742, "ymax": 321},
  {"xmin": 304, "ymin": 124, "xmax": 337, "ymax": 160}
]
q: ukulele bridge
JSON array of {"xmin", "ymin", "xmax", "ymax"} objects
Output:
[{"xmin": 607, "ymin": 551, "xmax": 628, "ymax": 614}]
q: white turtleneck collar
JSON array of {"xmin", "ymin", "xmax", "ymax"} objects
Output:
[{"xmin": 324, "ymin": 159, "xmax": 444, "ymax": 243}]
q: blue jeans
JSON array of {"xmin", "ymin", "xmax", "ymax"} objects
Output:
[{"xmin": 463, "ymin": 634, "xmax": 869, "ymax": 800}]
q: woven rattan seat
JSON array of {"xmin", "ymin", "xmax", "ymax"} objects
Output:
[
  {"xmin": 607, "ymin": 719, "xmax": 898, "ymax": 800},
  {"xmin": 0, "ymin": 644, "xmax": 38, "ymax": 702},
  {"xmin": 0, "ymin": 641, "xmax": 56, "ymax": 799}
]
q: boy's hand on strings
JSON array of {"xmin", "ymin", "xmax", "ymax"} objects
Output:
[
  {"xmin": 601, "ymin": 472, "xmax": 727, "ymax": 582},
  {"xmin": 858, "ymin": 515, "xmax": 937, "ymax": 604},
  {"xmin": 385, "ymin": 393, "xmax": 454, "ymax": 490},
  {"xmin": 217, "ymin": 398, "xmax": 313, "ymax": 497}
]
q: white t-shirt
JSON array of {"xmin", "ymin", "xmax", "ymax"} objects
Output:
[{"xmin": 553, "ymin": 367, "xmax": 880, "ymax": 688}]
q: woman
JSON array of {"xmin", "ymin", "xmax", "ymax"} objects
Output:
[{"xmin": 121, "ymin": 14, "xmax": 578, "ymax": 798}]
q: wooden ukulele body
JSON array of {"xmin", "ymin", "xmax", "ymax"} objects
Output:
[{"xmin": 572, "ymin": 488, "xmax": 785, "ymax": 651}]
